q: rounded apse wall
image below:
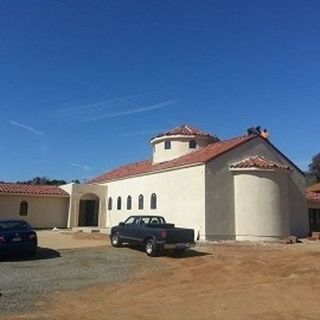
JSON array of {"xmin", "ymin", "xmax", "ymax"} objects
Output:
[{"xmin": 233, "ymin": 170, "xmax": 290, "ymax": 241}]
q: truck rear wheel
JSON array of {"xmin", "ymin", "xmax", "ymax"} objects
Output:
[
  {"xmin": 145, "ymin": 239, "xmax": 158, "ymax": 257},
  {"xmin": 111, "ymin": 233, "xmax": 122, "ymax": 247}
]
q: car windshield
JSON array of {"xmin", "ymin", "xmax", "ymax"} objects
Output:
[{"xmin": 0, "ymin": 221, "xmax": 31, "ymax": 231}]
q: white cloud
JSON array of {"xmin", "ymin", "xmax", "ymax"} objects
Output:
[
  {"xmin": 9, "ymin": 120, "xmax": 44, "ymax": 136},
  {"xmin": 46, "ymin": 98, "xmax": 118, "ymax": 115},
  {"xmin": 118, "ymin": 129, "xmax": 167, "ymax": 137},
  {"xmin": 76, "ymin": 99, "xmax": 179, "ymax": 123},
  {"xmin": 68, "ymin": 162, "xmax": 92, "ymax": 172}
]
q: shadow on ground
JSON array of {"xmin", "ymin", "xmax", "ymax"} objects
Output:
[
  {"xmin": 118, "ymin": 245, "xmax": 211, "ymax": 258},
  {"xmin": 0, "ymin": 247, "xmax": 61, "ymax": 262},
  {"xmin": 161, "ymin": 249, "xmax": 211, "ymax": 258}
]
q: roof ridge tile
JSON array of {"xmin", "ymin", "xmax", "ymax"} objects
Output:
[
  {"xmin": 0, "ymin": 183, "xmax": 69, "ymax": 197},
  {"xmin": 230, "ymin": 155, "xmax": 291, "ymax": 170}
]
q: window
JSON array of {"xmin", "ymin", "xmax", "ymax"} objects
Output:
[
  {"xmin": 150, "ymin": 193, "xmax": 157, "ymax": 209},
  {"xmin": 309, "ymin": 208, "xmax": 320, "ymax": 223},
  {"xmin": 117, "ymin": 197, "xmax": 122, "ymax": 210},
  {"xmin": 189, "ymin": 140, "xmax": 197, "ymax": 149},
  {"xmin": 164, "ymin": 140, "xmax": 171, "ymax": 150},
  {"xmin": 19, "ymin": 201, "xmax": 28, "ymax": 216},
  {"xmin": 127, "ymin": 196, "xmax": 132, "ymax": 210},
  {"xmin": 150, "ymin": 216, "xmax": 165, "ymax": 224},
  {"xmin": 138, "ymin": 194, "xmax": 144, "ymax": 210},
  {"xmin": 141, "ymin": 216, "xmax": 151, "ymax": 224},
  {"xmin": 108, "ymin": 197, "xmax": 112, "ymax": 210},
  {"xmin": 124, "ymin": 216, "xmax": 139, "ymax": 226},
  {"xmin": 139, "ymin": 216, "xmax": 165, "ymax": 225},
  {"xmin": 308, "ymin": 208, "xmax": 320, "ymax": 232}
]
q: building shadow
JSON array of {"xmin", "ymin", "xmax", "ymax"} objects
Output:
[{"xmin": 0, "ymin": 247, "xmax": 61, "ymax": 262}]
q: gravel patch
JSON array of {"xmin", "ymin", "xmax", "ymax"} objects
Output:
[{"xmin": 0, "ymin": 246, "xmax": 152, "ymax": 315}]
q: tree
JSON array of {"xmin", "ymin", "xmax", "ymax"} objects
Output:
[
  {"xmin": 17, "ymin": 176, "xmax": 67, "ymax": 186},
  {"xmin": 307, "ymin": 153, "xmax": 320, "ymax": 185}
]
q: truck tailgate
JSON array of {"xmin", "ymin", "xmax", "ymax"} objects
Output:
[{"xmin": 165, "ymin": 228, "xmax": 194, "ymax": 244}]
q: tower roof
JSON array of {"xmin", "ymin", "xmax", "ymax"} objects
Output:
[{"xmin": 151, "ymin": 124, "xmax": 217, "ymax": 140}]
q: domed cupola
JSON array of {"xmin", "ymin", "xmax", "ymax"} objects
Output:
[{"xmin": 150, "ymin": 124, "xmax": 219, "ymax": 164}]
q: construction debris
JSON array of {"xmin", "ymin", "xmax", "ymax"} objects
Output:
[
  {"xmin": 311, "ymin": 232, "xmax": 320, "ymax": 240},
  {"xmin": 283, "ymin": 235, "xmax": 298, "ymax": 244}
]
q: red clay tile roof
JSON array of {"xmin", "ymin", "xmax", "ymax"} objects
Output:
[
  {"xmin": 92, "ymin": 134, "xmax": 258, "ymax": 182},
  {"xmin": 306, "ymin": 191, "xmax": 320, "ymax": 203},
  {"xmin": 306, "ymin": 183, "xmax": 320, "ymax": 193},
  {"xmin": 152, "ymin": 124, "xmax": 217, "ymax": 140},
  {"xmin": 0, "ymin": 183, "xmax": 69, "ymax": 197},
  {"xmin": 230, "ymin": 156, "xmax": 291, "ymax": 171}
]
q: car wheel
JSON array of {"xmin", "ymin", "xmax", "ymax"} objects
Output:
[
  {"xmin": 111, "ymin": 233, "xmax": 122, "ymax": 247},
  {"xmin": 145, "ymin": 239, "xmax": 158, "ymax": 257}
]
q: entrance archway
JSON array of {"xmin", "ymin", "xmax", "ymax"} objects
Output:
[{"xmin": 78, "ymin": 193, "xmax": 99, "ymax": 227}]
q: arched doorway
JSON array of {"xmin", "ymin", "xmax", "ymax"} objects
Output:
[{"xmin": 78, "ymin": 193, "xmax": 99, "ymax": 227}]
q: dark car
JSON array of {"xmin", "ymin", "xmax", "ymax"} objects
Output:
[
  {"xmin": 110, "ymin": 215, "xmax": 195, "ymax": 256},
  {"xmin": 0, "ymin": 219, "xmax": 37, "ymax": 257}
]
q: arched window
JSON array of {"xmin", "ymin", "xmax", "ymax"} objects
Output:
[
  {"xmin": 127, "ymin": 196, "xmax": 132, "ymax": 210},
  {"xmin": 150, "ymin": 193, "xmax": 157, "ymax": 209},
  {"xmin": 117, "ymin": 197, "xmax": 122, "ymax": 210},
  {"xmin": 189, "ymin": 140, "xmax": 197, "ymax": 149},
  {"xmin": 19, "ymin": 201, "xmax": 28, "ymax": 216},
  {"xmin": 138, "ymin": 194, "xmax": 144, "ymax": 210},
  {"xmin": 164, "ymin": 140, "xmax": 171, "ymax": 150},
  {"xmin": 108, "ymin": 197, "xmax": 112, "ymax": 210}
]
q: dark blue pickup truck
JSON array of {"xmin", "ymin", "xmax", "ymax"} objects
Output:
[{"xmin": 110, "ymin": 215, "xmax": 195, "ymax": 256}]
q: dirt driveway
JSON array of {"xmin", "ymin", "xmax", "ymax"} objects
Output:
[
  {"xmin": 2, "ymin": 235, "xmax": 320, "ymax": 320},
  {"xmin": 37, "ymin": 230, "xmax": 107, "ymax": 250}
]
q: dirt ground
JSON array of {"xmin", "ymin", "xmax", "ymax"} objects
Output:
[
  {"xmin": 3, "ymin": 239, "xmax": 320, "ymax": 320},
  {"xmin": 37, "ymin": 230, "xmax": 107, "ymax": 250}
]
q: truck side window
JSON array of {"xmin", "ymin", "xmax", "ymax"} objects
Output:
[{"xmin": 141, "ymin": 217, "xmax": 150, "ymax": 224}]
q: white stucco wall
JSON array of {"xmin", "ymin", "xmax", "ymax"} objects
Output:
[
  {"xmin": 151, "ymin": 135, "xmax": 213, "ymax": 163},
  {"xmin": 102, "ymin": 165, "xmax": 206, "ymax": 240},
  {"xmin": 60, "ymin": 183, "xmax": 107, "ymax": 228},
  {"xmin": 233, "ymin": 170, "xmax": 290, "ymax": 241},
  {"xmin": 205, "ymin": 137, "xmax": 308, "ymax": 240},
  {"xmin": 0, "ymin": 194, "xmax": 69, "ymax": 228}
]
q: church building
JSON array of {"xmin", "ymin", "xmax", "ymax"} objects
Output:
[{"xmin": 0, "ymin": 125, "xmax": 311, "ymax": 241}]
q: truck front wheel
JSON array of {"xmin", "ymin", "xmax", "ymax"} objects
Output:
[
  {"xmin": 145, "ymin": 239, "xmax": 158, "ymax": 257},
  {"xmin": 111, "ymin": 233, "xmax": 122, "ymax": 247}
]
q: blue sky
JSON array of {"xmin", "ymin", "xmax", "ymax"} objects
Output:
[{"xmin": 0, "ymin": 0, "xmax": 319, "ymax": 182}]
